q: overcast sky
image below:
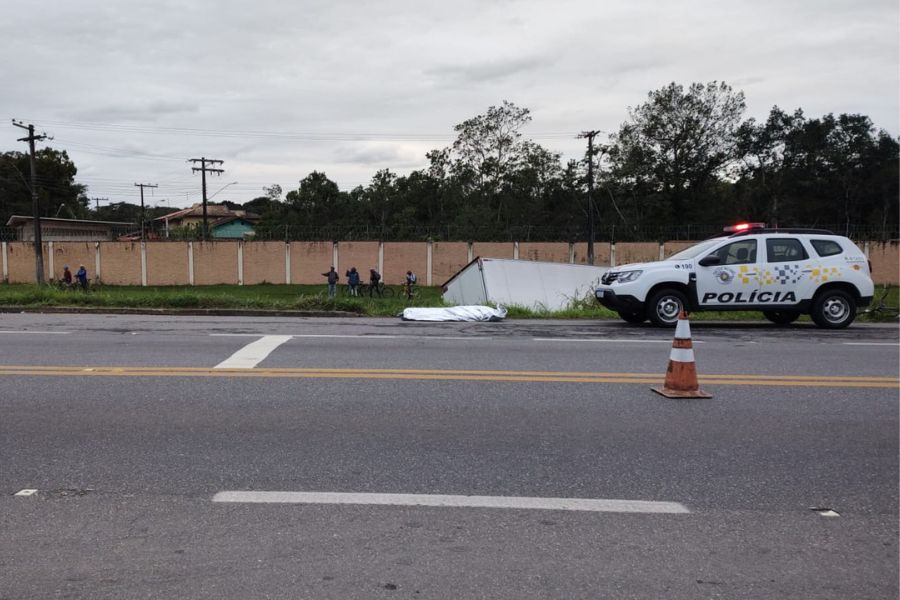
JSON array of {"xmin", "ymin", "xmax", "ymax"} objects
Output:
[{"xmin": 2, "ymin": 0, "xmax": 897, "ymax": 210}]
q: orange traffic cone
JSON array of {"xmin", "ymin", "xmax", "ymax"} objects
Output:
[{"xmin": 652, "ymin": 310, "xmax": 712, "ymax": 399}]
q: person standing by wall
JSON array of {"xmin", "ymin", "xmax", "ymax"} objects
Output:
[
  {"xmin": 405, "ymin": 270, "xmax": 417, "ymax": 300},
  {"xmin": 346, "ymin": 267, "xmax": 360, "ymax": 296},
  {"xmin": 368, "ymin": 268, "xmax": 382, "ymax": 297},
  {"xmin": 75, "ymin": 264, "xmax": 89, "ymax": 291},
  {"xmin": 61, "ymin": 265, "xmax": 73, "ymax": 289},
  {"xmin": 322, "ymin": 266, "xmax": 339, "ymax": 299}
]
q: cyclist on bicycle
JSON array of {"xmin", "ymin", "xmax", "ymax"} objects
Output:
[
  {"xmin": 369, "ymin": 268, "xmax": 383, "ymax": 297},
  {"xmin": 405, "ymin": 270, "xmax": 417, "ymax": 300}
]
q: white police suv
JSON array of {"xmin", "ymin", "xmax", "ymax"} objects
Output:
[{"xmin": 595, "ymin": 223, "xmax": 874, "ymax": 329}]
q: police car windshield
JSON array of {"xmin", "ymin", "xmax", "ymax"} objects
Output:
[{"xmin": 666, "ymin": 239, "xmax": 724, "ymax": 261}]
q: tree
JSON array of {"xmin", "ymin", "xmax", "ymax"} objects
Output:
[
  {"xmin": 285, "ymin": 171, "xmax": 344, "ymax": 227},
  {"xmin": 0, "ymin": 148, "xmax": 89, "ymax": 225},
  {"xmin": 452, "ymin": 100, "xmax": 532, "ymax": 190},
  {"xmin": 735, "ymin": 107, "xmax": 804, "ymax": 227},
  {"xmin": 608, "ymin": 82, "xmax": 746, "ymax": 226}
]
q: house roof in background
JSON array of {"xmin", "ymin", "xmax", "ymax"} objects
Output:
[{"xmin": 153, "ymin": 203, "xmax": 259, "ymax": 222}]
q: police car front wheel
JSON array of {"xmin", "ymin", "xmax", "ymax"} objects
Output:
[
  {"xmin": 646, "ymin": 289, "xmax": 687, "ymax": 327},
  {"xmin": 811, "ymin": 289, "xmax": 857, "ymax": 329}
]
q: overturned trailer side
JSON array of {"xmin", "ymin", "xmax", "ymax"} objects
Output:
[{"xmin": 442, "ymin": 258, "xmax": 608, "ymax": 311}]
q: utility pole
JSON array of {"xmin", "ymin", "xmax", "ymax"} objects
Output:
[
  {"xmin": 12, "ymin": 120, "xmax": 52, "ymax": 283},
  {"xmin": 578, "ymin": 130, "xmax": 602, "ymax": 265},
  {"xmin": 92, "ymin": 197, "xmax": 109, "ymax": 212},
  {"xmin": 188, "ymin": 157, "xmax": 223, "ymax": 241},
  {"xmin": 134, "ymin": 183, "xmax": 157, "ymax": 242}
]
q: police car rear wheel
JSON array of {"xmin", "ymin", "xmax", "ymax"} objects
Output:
[
  {"xmin": 618, "ymin": 310, "xmax": 646, "ymax": 324},
  {"xmin": 646, "ymin": 289, "xmax": 687, "ymax": 327},
  {"xmin": 811, "ymin": 289, "xmax": 856, "ymax": 329},
  {"xmin": 763, "ymin": 310, "xmax": 801, "ymax": 325}
]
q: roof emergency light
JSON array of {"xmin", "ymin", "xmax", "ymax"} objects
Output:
[{"xmin": 724, "ymin": 222, "xmax": 766, "ymax": 233}]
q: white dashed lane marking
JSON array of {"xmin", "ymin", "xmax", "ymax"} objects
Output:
[
  {"xmin": 0, "ymin": 331, "xmax": 71, "ymax": 335},
  {"xmin": 214, "ymin": 335, "xmax": 293, "ymax": 369},
  {"xmin": 533, "ymin": 337, "xmax": 699, "ymax": 344},
  {"xmin": 212, "ymin": 491, "xmax": 690, "ymax": 514}
]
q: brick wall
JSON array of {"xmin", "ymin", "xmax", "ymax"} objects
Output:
[
  {"xmin": 52, "ymin": 242, "xmax": 97, "ymax": 282},
  {"xmin": 338, "ymin": 241, "xmax": 380, "ymax": 280},
  {"xmin": 291, "ymin": 242, "xmax": 333, "ymax": 285},
  {"xmin": 383, "ymin": 242, "xmax": 426, "ymax": 286},
  {"xmin": 100, "ymin": 243, "xmax": 142, "ymax": 285},
  {"xmin": 572, "ymin": 242, "xmax": 611, "ymax": 265},
  {"xmin": 432, "ymin": 242, "xmax": 470, "ymax": 285},
  {"xmin": 663, "ymin": 241, "xmax": 695, "ymax": 258},
  {"xmin": 243, "ymin": 241, "xmax": 286, "ymax": 285},
  {"xmin": 616, "ymin": 242, "xmax": 661, "ymax": 265},
  {"xmin": 518, "ymin": 242, "xmax": 570, "ymax": 263},
  {"xmin": 6, "ymin": 243, "xmax": 49, "ymax": 282},
  {"xmin": 472, "ymin": 242, "xmax": 514, "ymax": 259},
  {"xmin": 3, "ymin": 239, "xmax": 897, "ymax": 285},
  {"xmin": 194, "ymin": 242, "xmax": 238, "ymax": 285},
  {"xmin": 146, "ymin": 243, "xmax": 188, "ymax": 285},
  {"xmin": 868, "ymin": 241, "xmax": 899, "ymax": 285}
]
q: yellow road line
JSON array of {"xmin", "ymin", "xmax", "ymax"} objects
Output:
[
  {"xmin": 0, "ymin": 366, "xmax": 895, "ymax": 388},
  {"xmin": 0, "ymin": 365, "xmax": 896, "ymax": 382}
]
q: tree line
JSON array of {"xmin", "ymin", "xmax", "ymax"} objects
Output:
[{"xmin": 2, "ymin": 81, "xmax": 897, "ymax": 242}]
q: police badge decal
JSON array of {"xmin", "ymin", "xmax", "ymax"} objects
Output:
[{"xmin": 713, "ymin": 266, "xmax": 736, "ymax": 284}]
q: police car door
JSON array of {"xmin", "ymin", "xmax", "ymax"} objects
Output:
[
  {"xmin": 695, "ymin": 239, "xmax": 760, "ymax": 307},
  {"xmin": 759, "ymin": 236, "xmax": 816, "ymax": 307}
]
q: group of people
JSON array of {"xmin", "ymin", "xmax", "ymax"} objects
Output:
[
  {"xmin": 321, "ymin": 266, "xmax": 417, "ymax": 299},
  {"xmin": 60, "ymin": 265, "xmax": 89, "ymax": 290}
]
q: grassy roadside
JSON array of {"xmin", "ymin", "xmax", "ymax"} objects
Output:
[{"xmin": 0, "ymin": 283, "xmax": 896, "ymax": 322}]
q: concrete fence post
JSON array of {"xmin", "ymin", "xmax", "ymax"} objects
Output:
[
  {"xmin": 332, "ymin": 242, "xmax": 339, "ymax": 273},
  {"xmin": 426, "ymin": 240, "xmax": 433, "ymax": 286},
  {"xmin": 610, "ymin": 243, "xmax": 617, "ymax": 267},
  {"xmin": 140, "ymin": 242, "xmax": 148, "ymax": 286},
  {"xmin": 568, "ymin": 242, "xmax": 575, "ymax": 264},
  {"xmin": 659, "ymin": 242, "xmax": 665, "ymax": 261},
  {"xmin": 237, "ymin": 242, "xmax": 244, "ymax": 286},
  {"xmin": 467, "ymin": 242, "xmax": 474, "ymax": 262},
  {"xmin": 48, "ymin": 241, "xmax": 55, "ymax": 281},
  {"xmin": 864, "ymin": 240, "xmax": 870, "ymax": 258},
  {"xmin": 513, "ymin": 241, "xmax": 520, "ymax": 260},
  {"xmin": 1, "ymin": 241, "xmax": 8, "ymax": 282},
  {"xmin": 378, "ymin": 241, "xmax": 384, "ymax": 275},
  {"xmin": 188, "ymin": 242, "xmax": 195, "ymax": 286},
  {"xmin": 95, "ymin": 242, "xmax": 102, "ymax": 283},
  {"xmin": 285, "ymin": 242, "xmax": 291, "ymax": 285}
]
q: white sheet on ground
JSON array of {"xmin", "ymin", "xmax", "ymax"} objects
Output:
[{"xmin": 401, "ymin": 305, "xmax": 507, "ymax": 322}]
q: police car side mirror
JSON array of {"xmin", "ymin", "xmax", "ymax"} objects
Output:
[{"xmin": 698, "ymin": 255, "xmax": 721, "ymax": 267}]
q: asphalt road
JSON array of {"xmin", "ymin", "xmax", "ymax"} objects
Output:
[{"xmin": 0, "ymin": 313, "xmax": 897, "ymax": 599}]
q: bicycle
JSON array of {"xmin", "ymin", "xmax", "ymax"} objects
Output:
[
  {"xmin": 358, "ymin": 282, "xmax": 394, "ymax": 298},
  {"xmin": 863, "ymin": 286, "xmax": 900, "ymax": 319}
]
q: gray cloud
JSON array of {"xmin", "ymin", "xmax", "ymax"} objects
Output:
[
  {"xmin": 66, "ymin": 101, "xmax": 200, "ymax": 123},
  {"xmin": 0, "ymin": 0, "xmax": 895, "ymax": 207},
  {"xmin": 425, "ymin": 56, "xmax": 552, "ymax": 84}
]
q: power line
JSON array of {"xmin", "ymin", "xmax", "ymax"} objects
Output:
[{"xmin": 18, "ymin": 118, "xmax": 578, "ymax": 142}]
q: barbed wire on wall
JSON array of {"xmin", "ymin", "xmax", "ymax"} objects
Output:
[{"xmin": 1, "ymin": 224, "xmax": 897, "ymax": 244}]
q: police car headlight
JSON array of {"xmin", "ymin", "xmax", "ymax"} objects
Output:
[{"xmin": 616, "ymin": 270, "xmax": 643, "ymax": 283}]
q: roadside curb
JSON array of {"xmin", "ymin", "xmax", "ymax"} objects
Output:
[{"xmin": 0, "ymin": 306, "xmax": 362, "ymax": 318}]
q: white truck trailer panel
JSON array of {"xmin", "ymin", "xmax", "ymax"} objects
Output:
[{"xmin": 442, "ymin": 258, "xmax": 608, "ymax": 311}]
